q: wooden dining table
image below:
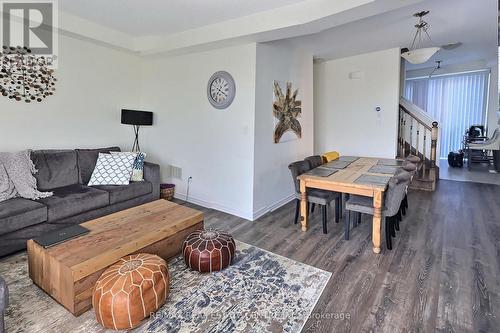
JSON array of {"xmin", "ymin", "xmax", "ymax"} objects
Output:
[{"xmin": 297, "ymin": 156, "xmax": 403, "ymax": 254}]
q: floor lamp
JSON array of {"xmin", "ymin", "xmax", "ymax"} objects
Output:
[{"xmin": 121, "ymin": 109, "xmax": 153, "ymax": 152}]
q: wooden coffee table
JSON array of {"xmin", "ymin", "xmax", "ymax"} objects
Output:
[{"xmin": 27, "ymin": 199, "xmax": 204, "ymax": 316}]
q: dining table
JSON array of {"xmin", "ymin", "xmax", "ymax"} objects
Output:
[{"xmin": 297, "ymin": 156, "xmax": 403, "ymax": 253}]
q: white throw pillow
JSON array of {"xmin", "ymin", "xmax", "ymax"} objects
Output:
[
  {"xmin": 88, "ymin": 153, "xmax": 136, "ymax": 186},
  {"xmin": 111, "ymin": 151, "xmax": 146, "ymax": 182}
]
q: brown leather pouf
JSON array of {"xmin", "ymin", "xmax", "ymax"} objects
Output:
[
  {"xmin": 92, "ymin": 253, "xmax": 169, "ymax": 330},
  {"xmin": 183, "ymin": 229, "xmax": 236, "ymax": 273}
]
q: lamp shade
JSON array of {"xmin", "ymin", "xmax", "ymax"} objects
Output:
[
  {"xmin": 401, "ymin": 47, "xmax": 440, "ymax": 65},
  {"xmin": 121, "ymin": 109, "xmax": 153, "ymax": 126}
]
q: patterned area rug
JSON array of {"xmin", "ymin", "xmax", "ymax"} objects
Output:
[{"xmin": 0, "ymin": 241, "xmax": 330, "ymax": 333}]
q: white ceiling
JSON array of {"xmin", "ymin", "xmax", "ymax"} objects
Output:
[
  {"xmin": 54, "ymin": 0, "xmax": 427, "ymax": 55},
  {"xmin": 289, "ymin": 0, "xmax": 497, "ymax": 70},
  {"xmin": 59, "ymin": 0, "xmax": 309, "ymax": 37},
  {"xmin": 54, "ymin": 0, "xmax": 496, "ymax": 66}
]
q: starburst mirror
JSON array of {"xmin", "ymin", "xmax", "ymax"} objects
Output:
[
  {"xmin": 273, "ymin": 80, "xmax": 302, "ymax": 143},
  {"xmin": 0, "ymin": 46, "xmax": 56, "ymax": 103}
]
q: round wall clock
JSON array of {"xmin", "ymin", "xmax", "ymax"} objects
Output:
[{"xmin": 207, "ymin": 71, "xmax": 236, "ymax": 109}]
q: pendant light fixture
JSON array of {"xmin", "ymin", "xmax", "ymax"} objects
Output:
[
  {"xmin": 428, "ymin": 60, "xmax": 442, "ymax": 78},
  {"xmin": 401, "ymin": 11, "xmax": 440, "ymax": 65}
]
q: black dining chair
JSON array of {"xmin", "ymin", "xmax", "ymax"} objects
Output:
[{"xmin": 288, "ymin": 160, "xmax": 341, "ymax": 234}]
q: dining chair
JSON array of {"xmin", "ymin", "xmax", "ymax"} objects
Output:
[
  {"xmin": 305, "ymin": 155, "xmax": 324, "ymax": 169},
  {"xmin": 400, "ymin": 160, "xmax": 417, "ymax": 213},
  {"xmin": 343, "ymin": 171, "xmax": 411, "ymax": 250},
  {"xmin": 322, "ymin": 151, "xmax": 340, "ymax": 163},
  {"xmin": 392, "ymin": 170, "xmax": 412, "ymax": 231},
  {"xmin": 305, "ymin": 155, "xmax": 343, "ymax": 219},
  {"xmin": 288, "ymin": 161, "xmax": 341, "ymax": 234},
  {"xmin": 304, "ymin": 155, "xmax": 325, "ymax": 213},
  {"xmin": 401, "ymin": 161, "xmax": 417, "ymax": 179},
  {"xmin": 405, "ymin": 154, "xmax": 421, "ymax": 164},
  {"xmin": 395, "ymin": 167, "xmax": 412, "ymax": 216}
]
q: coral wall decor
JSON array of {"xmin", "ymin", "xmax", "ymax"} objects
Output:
[
  {"xmin": 273, "ymin": 80, "xmax": 302, "ymax": 143},
  {"xmin": 0, "ymin": 46, "xmax": 56, "ymax": 103}
]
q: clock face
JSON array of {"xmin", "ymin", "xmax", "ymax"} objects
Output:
[{"xmin": 207, "ymin": 71, "xmax": 235, "ymax": 109}]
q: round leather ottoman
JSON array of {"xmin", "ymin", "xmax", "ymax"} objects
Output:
[
  {"xmin": 183, "ymin": 229, "xmax": 236, "ymax": 273},
  {"xmin": 92, "ymin": 253, "xmax": 169, "ymax": 330}
]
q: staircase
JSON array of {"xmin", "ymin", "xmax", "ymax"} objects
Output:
[{"xmin": 398, "ymin": 97, "xmax": 439, "ymax": 191}]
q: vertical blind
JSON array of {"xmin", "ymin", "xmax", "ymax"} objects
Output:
[{"xmin": 405, "ymin": 71, "xmax": 490, "ymax": 159}]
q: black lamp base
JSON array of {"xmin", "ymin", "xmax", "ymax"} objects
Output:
[{"xmin": 132, "ymin": 125, "xmax": 141, "ymax": 152}]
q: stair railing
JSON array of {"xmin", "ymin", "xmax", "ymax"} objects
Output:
[{"xmin": 398, "ymin": 97, "xmax": 439, "ymax": 171}]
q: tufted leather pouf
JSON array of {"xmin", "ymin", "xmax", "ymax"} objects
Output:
[
  {"xmin": 92, "ymin": 253, "xmax": 169, "ymax": 330},
  {"xmin": 183, "ymin": 229, "xmax": 236, "ymax": 273}
]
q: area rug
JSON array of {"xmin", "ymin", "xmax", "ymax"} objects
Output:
[{"xmin": 0, "ymin": 241, "xmax": 330, "ymax": 333}]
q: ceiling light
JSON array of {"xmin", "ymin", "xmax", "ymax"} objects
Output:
[
  {"xmin": 428, "ymin": 60, "xmax": 442, "ymax": 78},
  {"xmin": 401, "ymin": 11, "xmax": 440, "ymax": 65},
  {"xmin": 441, "ymin": 42, "xmax": 462, "ymax": 50}
]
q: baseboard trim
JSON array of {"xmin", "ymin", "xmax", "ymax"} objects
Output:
[
  {"xmin": 252, "ymin": 194, "xmax": 295, "ymax": 221},
  {"xmin": 173, "ymin": 193, "xmax": 295, "ymax": 222},
  {"xmin": 174, "ymin": 193, "xmax": 254, "ymax": 221}
]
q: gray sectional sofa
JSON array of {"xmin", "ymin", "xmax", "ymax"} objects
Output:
[{"xmin": 0, "ymin": 147, "xmax": 160, "ymax": 257}]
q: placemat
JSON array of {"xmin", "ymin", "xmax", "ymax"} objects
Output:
[
  {"xmin": 376, "ymin": 158, "xmax": 404, "ymax": 166},
  {"xmin": 305, "ymin": 167, "xmax": 338, "ymax": 177},
  {"xmin": 368, "ymin": 165, "xmax": 399, "ymax": 175},
  {"xmin": 354, "ymin": 174, "xmax": 391, "ymax": 186},
  {"xmin": 338, "ymin": 156, "xmax": 359, "ymax": 162},
  {"xmin": 323, "ymin": 160, "xmax": 351, "ymax": 169}
]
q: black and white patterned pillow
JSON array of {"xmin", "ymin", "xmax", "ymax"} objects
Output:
[
  {"xmin": 110, "ymin": 151, "xmax": 146, "ymax": 181},
  {"xmin": 87, "ymin": 153, "xmax": 136, "ymax": 186}
]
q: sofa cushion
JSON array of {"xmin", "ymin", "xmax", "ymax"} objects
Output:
[
  {"xmin": 93, "ymin": 181, "xmax": 153, "ymax": 205},
  {"xmin": 0, "ymin": 198, "xmax": 47, "ymax": 236},
  {"xmin": 31, "ymin": 150, "xmax": 79, "ymax": 191},
  {"xmin": 76, "ymin": 147, "xmax": 121, "ymax": 185},
  {"xmin": 38, "ymin": 184, "xmax": 109, "ymax": 222}
]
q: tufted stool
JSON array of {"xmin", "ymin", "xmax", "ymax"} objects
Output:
[
  {"xmin": 183, "ymin": 229, "xmax": 236, "ymax": 273},
  {"xmin": 92, "ymin": 253, "xmax": 169, "ymax": 330}
]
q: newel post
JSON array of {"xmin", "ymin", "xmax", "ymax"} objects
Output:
[{"xmin": 430, "ymin": 121, "xmax": 438, "ymax": 167}]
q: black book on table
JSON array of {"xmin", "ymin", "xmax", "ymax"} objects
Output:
[{"xmin": 33, "ymin": 225, "xmax": 90, "ymax": 248}]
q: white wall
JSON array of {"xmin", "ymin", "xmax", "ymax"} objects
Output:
[
  {"xmin": 0, "ymin": 34, "xmax": 141, "ymax": 152},
  {"xmin": 252, "ymin": 43, "xmax": 314, "ymax": 219},
  {"xmin": 314, "ymin": 48, "xmax": 401, "ymax": 158},
  {"xmin": 139, "ymin": 44, "xmax": 257, "ymax": 220}
]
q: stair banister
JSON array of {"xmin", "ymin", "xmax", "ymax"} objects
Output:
[
  {"xmin": 398, "ymin": 98, "xmax": 439, "ymax": 169},
  {"xmin": 431, "ymin": 121, "xmax": 438, "ymax": 168}
]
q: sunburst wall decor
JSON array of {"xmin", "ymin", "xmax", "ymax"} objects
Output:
[
  {"xmin": 273, "ymin": 80, "xmax": 302, "ymax": 144},
  {"xmin": 0, "ymin": 46, "xmax": 56, "ymax": 103}
]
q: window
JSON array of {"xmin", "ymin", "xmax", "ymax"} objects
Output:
[{"xmin": 405, "ymin": 71, "xmax": 490, "ymax": 159}]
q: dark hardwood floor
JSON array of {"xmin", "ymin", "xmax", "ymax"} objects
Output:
[{"xmin": 182, "ymin": 179, "xmax": 500, "ymax": 332}]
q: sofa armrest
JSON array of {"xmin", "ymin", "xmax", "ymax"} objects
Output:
[{"xmin": 143, "ymin": 162, "xmax": 160, "ymax": 199}]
